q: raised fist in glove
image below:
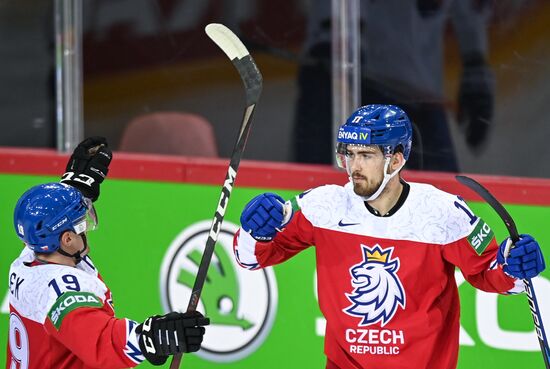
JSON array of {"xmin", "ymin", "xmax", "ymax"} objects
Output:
[
  {"xmin": 240, "ymin": 193, "xmax": 293, "ymax": 241},
  {"xmin": 457, "ymin": 54, "xmax": 495, "ymax": 151},
  {"xmin": 136, "ymin": 311, "xmax": 209, "ymax": 366},
  {"xmin": 497, "ymin": 234, "xmax": 546, "ymax": 279},
  {"xmin": 60, "ymin": 136, "xmax": 112, "ymax": 202}
]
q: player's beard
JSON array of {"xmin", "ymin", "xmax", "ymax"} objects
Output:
[{"xmin": 351, "ymin": 172, "xmax": 383, "ymax": 197}]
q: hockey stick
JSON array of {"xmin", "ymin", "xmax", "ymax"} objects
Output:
[
  {"xmin": 456, "ymin": 175, "xmax": 550, "ymax": 368},
  {"xmin": 169, "ymin": 24, "xmax": 262, "ymax": 369}
]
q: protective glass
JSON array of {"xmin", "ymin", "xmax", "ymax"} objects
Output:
[
  {"xmin": 73, "ymin": 198, "xmax": 98, "ymax": 235},
  {"xmin": 335, "ymin": 144, "xmax": 384, "ymax": 171}
]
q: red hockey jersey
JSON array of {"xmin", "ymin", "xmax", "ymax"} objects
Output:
[
  {"xmin": 234, "ymin": 182, "xmax": 523, "ymax": 369},
  {"xmin": 6, "ymin": 248, "xmax": 144, "ymax": 369}
]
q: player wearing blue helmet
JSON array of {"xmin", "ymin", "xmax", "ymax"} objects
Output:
[
  {"xmin": 14, "ymin": 182, "xmax": 97, "ymax": 262},
  {"xmin": 7, "ymin": 138, "xmax": 209, "ymax": 369},
  {"xmin": 335, "ymin": 104, "xmax": 412, "ymax": 201},
  {"xmin": 234, "ymin": 104, "xmax": 545, "ymax": 369}
]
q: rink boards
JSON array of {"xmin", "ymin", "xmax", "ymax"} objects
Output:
[{"xmin": 1, "ymin": 148, "xmax": 550, "ymax": 368}]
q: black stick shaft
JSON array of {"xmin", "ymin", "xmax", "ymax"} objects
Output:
[
  {"xmin": 456, "ymin": 175, "xmax": 550, "ymax": 368},
  {"xmin": 187, "ymin": 104, "xmax": 255, "ymax": 311},
  {"xmin": 169, "ymin": 24, "xmax": 262, "ymax": 369}
]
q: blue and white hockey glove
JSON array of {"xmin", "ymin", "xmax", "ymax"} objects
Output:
[
  {"xmin": 240, "ymin": 193, "xmax": 293, "ymax": 241},
  {"xmin": 497, "ymin": 234, "xmax": 546, "ymax": 279}
]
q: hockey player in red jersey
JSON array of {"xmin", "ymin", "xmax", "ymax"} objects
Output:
[
  {"xmin": 233, "ymin": 105, "xmax": 546, "ymax": 369},
  {"xmin": 6, "ymin": 137, "xmax": 209, "ymax": 369}
]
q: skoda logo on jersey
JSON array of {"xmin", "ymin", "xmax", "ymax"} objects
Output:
[
  {"xmin": 160, "ymin": 220, "xmax": 278, "ymax": 363},
  {"xmin": 344, "ymin": 245, "xmax": 405, "ymax": 327}
]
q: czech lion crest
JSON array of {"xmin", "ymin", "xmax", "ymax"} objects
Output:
[{"xmin": 344, "ymin": 244, "xmax": 406, "ymax": 326}]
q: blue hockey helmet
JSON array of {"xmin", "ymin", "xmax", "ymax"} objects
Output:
[
  {"xmin": 335, "ymin": 104, "xmax": 413, "ymax": 169},
  {"xmin": 13, "ymin": 183, "xmax": 97, "ymax": 253}
]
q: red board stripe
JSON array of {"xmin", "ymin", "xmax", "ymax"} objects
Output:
[{"xmin": 1, "ymin": 147, "xmax": 550, "ymax": 205}]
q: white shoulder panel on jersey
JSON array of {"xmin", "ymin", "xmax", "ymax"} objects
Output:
[
  {"xmin": 296, "ymin": 185, "xmax": 350, "ymax": 228},
  {"xmin": 8, "ymin": 248, "xmax": 108, "ymax": 324},
  {"xmin": 297, "ymin": 182, "xmax": 477, "ymax": 245},
  {"xmin": 394, "ymin": 182, "xmax": 477, "ymax": 244}
]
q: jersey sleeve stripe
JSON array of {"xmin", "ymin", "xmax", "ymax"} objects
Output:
[
  {"xmin": 234, "ymin": 229, "xmax": 261, "ymax": 270},
  {"xmin": 124, "ymin": 319, "xmax": 145, "ymax": 364}
]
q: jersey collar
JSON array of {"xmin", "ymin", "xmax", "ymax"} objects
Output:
[{"xmin": 364, "ymin": 179, "xmax": 410, "ymax": 217}]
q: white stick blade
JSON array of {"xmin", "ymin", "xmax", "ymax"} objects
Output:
[{"xmin": 205, "ymin": 23, "xmax": 249, "ymax": 60}]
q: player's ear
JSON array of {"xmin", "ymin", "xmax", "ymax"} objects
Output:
[
  {"xmin": 59, "ymin": 231, "xmax": 72, "ymax": 247},
  {"xmin": 391, "ymin": 152, "xmax": 404, "ymax": 171}
]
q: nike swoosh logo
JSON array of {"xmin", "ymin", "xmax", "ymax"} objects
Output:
[{"xmin": 338, "ymin": 220, "xmax": 360, "ymax": 227}]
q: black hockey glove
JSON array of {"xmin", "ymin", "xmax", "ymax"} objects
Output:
[
  {"xmin": 60, "ymin": 136, "xmax": 112, "ymax": 202},
  {"xmin": 136, "ymin": 311, "xmax": 209, "ymax": 366},
  {"xmin": 457, "ymin": 54, "xmax": 495, "ymax": 152}
]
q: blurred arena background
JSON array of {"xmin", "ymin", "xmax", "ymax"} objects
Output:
[{"xmin": 1, "ymin": 1, "xmax": 550, "ymax": 368}]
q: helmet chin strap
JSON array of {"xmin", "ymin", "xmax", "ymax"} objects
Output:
[
  {"xmin": 57, "ymin": 233, "xmax": 88, "ymax": 264},
  {"xmin": 349, "ymin": 157, "xmax": 406, "ymax": 202}
]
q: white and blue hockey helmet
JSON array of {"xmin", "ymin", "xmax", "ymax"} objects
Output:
[{"xmin": 335, "ymin": 104, "xmax": 412, "ymax": 170}]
